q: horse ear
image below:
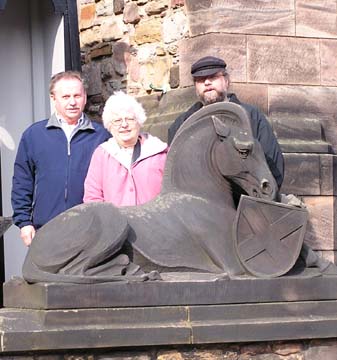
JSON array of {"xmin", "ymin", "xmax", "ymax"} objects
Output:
[{"xmin": 212, "ymin": 115, "xmax": 231, "ymax": 137}]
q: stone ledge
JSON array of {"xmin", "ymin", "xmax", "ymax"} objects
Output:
[
  {"xmin": 3, "ymin": 275, "xmax": 337, "ymax": 353},
  {"xmin": 4, "ymin": 273, "xmax": 337, "ymax": 310},
  {"xmin": 2, "ymin": 300, "xmax": 337, "ymax": 353}
]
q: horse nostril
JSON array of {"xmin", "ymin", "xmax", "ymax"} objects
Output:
[
  {"xmin": 252, "ymin": 189, "xmax": 259, "ymax": 197},
  {"xmin": 261, "ymin": 179, "xmax": 271, "ymax": 194}
]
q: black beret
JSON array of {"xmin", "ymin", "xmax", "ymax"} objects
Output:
[{"xmin": 191, "ymin": 56, "xmax": 227, "ymax": 78}]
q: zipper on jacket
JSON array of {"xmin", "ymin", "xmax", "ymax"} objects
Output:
[
  {"xmin": 64, "ymin": 129, "xmax": 81, "ymax": 203},
  {"xmin": 129, "ymin": 167, "xmax": 138, "ymax": 205},
  {"xmin": 65, "ymin": 139, "xmax": 71, "ymax": 202}
]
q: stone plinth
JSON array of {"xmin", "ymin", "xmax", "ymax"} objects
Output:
[{"xmin": 2, "ymin": 274, "xmax": 337, "ymax": 353}]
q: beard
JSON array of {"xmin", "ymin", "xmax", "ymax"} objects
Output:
[{"xmin": 198, "ymin": 89, "xmax": 227, "ymax": 106}]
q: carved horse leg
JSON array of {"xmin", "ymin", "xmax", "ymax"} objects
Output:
[{"xmin": 22, "ymin": 203, "xmax": 153, "ymax": 283}]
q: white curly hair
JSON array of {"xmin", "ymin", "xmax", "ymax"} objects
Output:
[{"xmin": 102, "ymin": 91, "xmax": 147, "ymax": 129}]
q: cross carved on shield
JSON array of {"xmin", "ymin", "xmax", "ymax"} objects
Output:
[{"xmin": 233, "ymin": 195, "xmax": 308, "ymax": 278}]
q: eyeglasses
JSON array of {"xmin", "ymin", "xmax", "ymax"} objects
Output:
[
  {"xmin": 110, "ymin": 117, "xmax": 137, "ymax": 128},
  {"xmin": 194, "ymin": 73, "xmax": 225, "ymax": 83}
]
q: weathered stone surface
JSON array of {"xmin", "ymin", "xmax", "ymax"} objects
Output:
[
  {"xmin": 5, "ymin": 279, "xmax": 337, "ymax": 353},
  {"xmin": 134, "ymin": 18, "xmax": 162, "ymax": 44},
  {"xmin": 79, "ymin": 0, "xmax": 95, "ymax": 4},
  {"xmin": 96, "ymin": 0, "xmax": 115, "ymax": 17},
  {"xmin": 0, "ymin": 306, "xmax": 190, "ymax": 352},
  {"xmin": 170, "ymin": 0, "xmax": 184, "ymax": 8},
  {"xmin": 241, "ymin": 343, "xmax": 272, "ymax": 356},
  {"xmin": 167, "ymin": 44, "xmax": 178, "ymax": 56},
  {"xmin": 162, "ymin": 11, "xmax": 187, "ymax": 44},
  {"xmin": 272, "ymin": 342, "xmax": 304, "ymax": 356},
  {"xmin": 185, "ymin": 0, "xmax": 295, "ymax": 37},
  {"xmin": 89, "ymin": 43, "xmax": 112, "ymax": 60},
  {"xmin": 179, "ymin": 34, "xmax": 246, "ymax": 87},
  {"xmin": 145, "ymin": 0, "xmax": 168, "ymax": 16},
  {"xmin": 82, "ymin": 61, "xmax": 102, "ymax": 96},
  {"xmin": 135, "ymin": 43, "xmax": 157, "ymax": 62},
  {"xmin": 114, "ymin": 0, "xmax": 125, "ymax": 15},
  {"xmin": 184, "ymin": 0, "xmax": 211, "ymax": 11},
  {"xmin": 189, "ymin": 300, "xmax": 337, "ymax": 344},
  {"xmin": 305, "ymin": 341, "xmax": 337, "ymax": 359},
  {"xmin": 80, "ymin": 26, "xmax": 102, "ymax": 47},
  {"xmin": 101, "ymin": 58, "xmax": 116, "ymax": 80},
  {"xmin": 169, "ymin": 65, "xmax": 179, "ymax": 89},
  {"xmin": 5, "ymin": 340, "xmax": 337, "ymax": 359},
  {"xmin": 113, "ymin": 41, "xmax": 131, "ymax": 76},
  {"xmin": 281, "ymin": 154, "xmax": 334, "ymax": 196},
  {"xmin": 156, "ymin": 46, "xmax": 166, "ymax": 56},
  {"xmin": 303, "ymin": 196, "xmax": 337, "ymax": 250},
  {"xmin": 123, "ymin": 2, "xmax": 141, "ymax": 24},
  {"xmin": 101, "ymin": 17, "xmax": 124, "ymax": 42},
  {"xmin": 296, "ymin": 0, "xmax": 337, "ymax": 38},
  {"xmin": 270, "ymin": 113, "xmax": 330, "ymax": 153},
  {"xmin": 269, "ymin": 86, "xmax": 337, "ymax": 152},
  {"xmin": 141, "ymin": 87, "xmax": 197, "ymax": 126},
  {"xmin": 140, "ymin": 56, "xmax": 171, "ymax": 91},
  {"xmin": 79, "ymin": 3, "xmax": 96, "ymax": 30},
  {"xmin": 230, "ymin": 83, "xmax": 268, "ymax": 114},
  {"xmin": 316, "ymin": 250, "xmax": 337, "ymax": 265},
  {"xmin": 128, "ymin": 55, "xmax": 141, "ymax": 83},
  {"xmin": 247, "ymin": 36, "xmax": 320, "ymax": 85},
  {"xmin": 7, "ymin": 275, "xmax": 337, "ymax": 310},
  {"xmin": 157, "ymin": 351, "xmax": 184, "ymax": 360},
  {"xmin": 140, "ymin": 90, "xmax": 180, "ymax": 134},
  {"xmin": 321, "ymin": 39, "xmax": 337, "ymax": 86},
  {"xmin": 270, "ymin": 114, "xmax": 323, "ymax": 142}
]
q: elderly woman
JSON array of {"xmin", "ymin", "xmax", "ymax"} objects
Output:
[{"xmin": 83, "ymin": 91, "xmax": 168, "ymax": 206}]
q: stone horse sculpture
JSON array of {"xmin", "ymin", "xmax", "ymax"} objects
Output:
[{"xmin": 22, "ymin": 103, "xmax": 305, "ymax": 284}]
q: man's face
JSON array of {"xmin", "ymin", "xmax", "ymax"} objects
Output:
[
  {"xmin": 50, "ymin": 78, "xmax": 87, "ymax": 124},
  {"xmin": 194, "ymin": 71, "xmax": 229, "ymax": 105}
]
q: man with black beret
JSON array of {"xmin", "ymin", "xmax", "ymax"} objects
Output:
[{"xmin": 167, "ymin": 55, "xmax": 284, "ymax": 189}]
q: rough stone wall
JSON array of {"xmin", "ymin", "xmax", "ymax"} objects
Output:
[
  {"xmin": 5, "ymin": 339, "xmax": 337, "ymax": 359},
  {"xmin": 79, "ymin": 0, "xmax": 186, "ymax": 118}
]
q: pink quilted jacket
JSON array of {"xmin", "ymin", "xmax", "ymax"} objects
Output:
[{"xmin": 83, "ymin": 133, "xmax": 168, "ymax": 206}]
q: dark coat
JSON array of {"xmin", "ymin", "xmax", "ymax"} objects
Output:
[
  {"xmin": 167, "ymin": 93, "xmax": 284, "ymax": 188},
  {"xmin": 11, "ymin": 114, "xmax": 110, "ymax": 229}
]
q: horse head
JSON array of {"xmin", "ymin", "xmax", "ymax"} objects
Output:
[{"xmin": 209, "ymin": 103, "xmax": 278, "ymax": 201}]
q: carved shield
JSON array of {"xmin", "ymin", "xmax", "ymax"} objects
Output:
[{"xmin": 233, "ymin": 195, "xmax": 308, "ymax": 278}]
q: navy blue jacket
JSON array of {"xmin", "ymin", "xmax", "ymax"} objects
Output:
[
  {"xmin": 167, "ymin": 94, "xmax": 284, "ymax": 188},
  {"xmin": 11, "ymin": 114, "xmax": 110, "ymax": 229}
]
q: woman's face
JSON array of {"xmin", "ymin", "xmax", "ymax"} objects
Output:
[{"xmin": 109, "ymin": 111, "xmax": 141, "ymax": 148}]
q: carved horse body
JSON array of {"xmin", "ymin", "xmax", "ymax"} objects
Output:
[{"xmin": 23, "ymin": 103, "xmax": 278, "ymax": 283}]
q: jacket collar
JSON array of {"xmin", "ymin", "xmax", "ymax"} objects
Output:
[
  {"xmin": 101, "ymin": 133, "xmax": 167, "ymax": 167},
  {"xmin": 46, "ymin": 113, "xmax": 95, "ymax": 131}
]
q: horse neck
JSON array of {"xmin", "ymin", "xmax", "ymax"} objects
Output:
[{"xmin": 162, "ymin": 122, "xmax": 233, "ymax": 202}]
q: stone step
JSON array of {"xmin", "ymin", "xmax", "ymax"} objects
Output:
[{"xmin": 3, "ymin": 276, "xmax": 337, "ymax": 352}]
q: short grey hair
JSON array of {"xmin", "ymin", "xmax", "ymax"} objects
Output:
[{"xmin": 102, "ymin": 91, "xmax": 147, "ymax": 129}]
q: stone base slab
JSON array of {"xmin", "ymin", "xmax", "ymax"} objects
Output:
[
  {"xmin": 3, "ymin": 272, "xmax": 337, "ymax": 310},
  {"xmin": 1, "ymin": 299, "xmax": 337, "ymax": 353},
  {"xmin": 3, "ymin": 275, "xmax": 337, "ymax": 353}
]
